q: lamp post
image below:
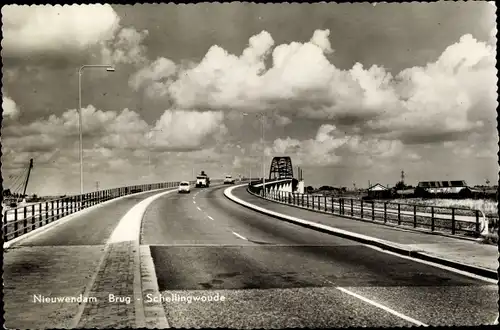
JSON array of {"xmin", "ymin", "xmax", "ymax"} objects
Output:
[
  {"xmin": 78, "ymin": 64, "xmax": 115, "ymax": 195},
  {"xmin": 243, "ymin": 112, "xmax": 267, "ymax": 195}
]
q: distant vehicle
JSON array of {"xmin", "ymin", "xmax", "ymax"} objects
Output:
[
  {"xmin": 178, "ymin": 181, "xmax": 191, "ymax": 193},
  {"xmin": 196, "ymin": 171, "xmax": 210, "ymax": 188},
  {"xmin": 224, "ymin": 175, "xmax": 235, "ymax": 184}
]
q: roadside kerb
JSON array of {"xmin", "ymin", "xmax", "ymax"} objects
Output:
[
  {"xmin": 73, "ymin": 188, "xmax": 177, "ymax": 328},
  {"xmin": 224, "ymin": 184, "xmax": 498, "ymax": 281},
  {"xmin": 3, "ymin": 187, "xmax": 176, "ymax": 250},
  {"xmin": 251, "ymin": 187, "xmax": 486, "ymax": 243}
]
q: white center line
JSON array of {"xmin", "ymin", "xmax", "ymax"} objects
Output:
[
  {"xmin": 196, "ymin": 206, "xmax": 201, "ymax": 211},
  {"xmin": 232, "ymin": 231, "xmax": 248, "ymax": 240},
  {"xmin": 207, "ymin": 216, "xmax": 214, "ymax": 221},
  {"xmin": 336, "ymin": 287, "xmax": 428, "ymax": 327}
]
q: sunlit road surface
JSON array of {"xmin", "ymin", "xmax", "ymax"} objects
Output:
[
  {"xmin": 141, "ymin": 185, "xmax": 498, "ymax": 328},
  {"xmin": 3, "ymin": 190, "xmax": 176, "ymax": 329}
]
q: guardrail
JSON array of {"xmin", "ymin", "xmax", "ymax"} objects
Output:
[
  {"xmin": 2, "ymin": 180, "xmax": 199, "ymax": 242},
  {"xmin": 247, "ymin": 184, "xmax": 498, "ymax": 238}
]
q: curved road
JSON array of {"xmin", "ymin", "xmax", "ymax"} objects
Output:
[
  {"xmin": 141, "ymin": 184, "xmax": 498, "ymax": 328},
  {"xmin": 3, "ymin": 189, "xmax": 175, "ymax": 329}
]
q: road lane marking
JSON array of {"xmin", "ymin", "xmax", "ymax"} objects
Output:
[
  {"xmin": 196, "ymin": 206, "xmax": 201, "ymax": 211},
  {"xmin": 336, "ymin": 287, "xmax": 428, "ymax": 327},
  {"xmin": 363, "ymin": 244, "xmax": 498, "ymax": 284},
  {"xmin": 108, "ymin": 189, "xmax": 178, "ymax": 244},
  {"xmin": 4, "ymin": 188, "xmax": 174, "ymax": 249},
  {"xmin": 225, "ymin": 184, "xmax": 498, "ymax": 283},
  {"xmin": 232, "ymin": 231, "xmax": 248, "ymax": 240},
  {"xmin": 207, "ymin": 216, "xmax": 214, "ymax": 221}
]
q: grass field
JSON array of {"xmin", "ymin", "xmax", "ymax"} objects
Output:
[{"xmin": 390, "ymin": 198, "xmax": 498, "ymax": 217}]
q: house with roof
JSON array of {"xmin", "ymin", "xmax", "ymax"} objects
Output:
[
  {"xmin": 366, "ymin": 183, "xmax": 392, "ymax": 199},
  {"xmin": 415, "ymin": 180, "xmax": 479, "ymax": 198}
]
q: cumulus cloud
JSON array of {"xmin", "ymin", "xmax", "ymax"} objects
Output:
[
  {"xmin": 150, "ymin": 110, "xmax": 227, "ymax": 151},
  {"xmin": 2, "ymin": 5, "xmax": 119, "ymax": 56},
  {"xmin": 128, "ymin": 57, "xmax": 177, "ymax": 94},
  {"xmin": 263, "ymin": 123, "xmax": 420, "ymax": 168},
  {"xmin": 133, "ymin": 29, "xmax": 496, "ymax": 146},
  {"xmin": 2, "ymin": 105, "xmax": 228, "ymax": 176},
  {"xmin": 2, "ymin": 4, "xmax": 149, "ymax": 65},
  {"xmin": 3, "ymin": 96, "xmax": 20, "ymax": 119},
  {"xmin": 100, "ymin": 27, "xmax": 149, "ymax": 66},
  {"xmin": 274, "ymin": 114, "xmax": 292, "ymax": 126},
  {"xmin": 264, "ymin": 124, "xmax": 349, "ymax": 166}
]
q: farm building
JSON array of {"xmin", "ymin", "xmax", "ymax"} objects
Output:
[
  {"xmin": 415, "ymin": 180, "xmax": 479, "ymax": 198},
  {"xmin": 366, "ymin": 183, "xmax": 392, "ymax": 199}
]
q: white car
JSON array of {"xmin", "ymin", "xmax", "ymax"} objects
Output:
[
  {"xmin": 178, "ymin": 181, "xmax": 191, "ymax": 193},
  {"xmin": 224, "ymin": 175, "xmax": 235, "ymax": 184}
]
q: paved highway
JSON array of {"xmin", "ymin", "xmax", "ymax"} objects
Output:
[
  {"xmin": 141, "ymin": 184, "xmax": 498, "ymax": 328},
  {"xmin": 4, "ymin": 184, "xmax": 497, "ymax": 328},
  {"xmin": 3, "ymin": 189, "xmax": 175, "ymax": 329}
]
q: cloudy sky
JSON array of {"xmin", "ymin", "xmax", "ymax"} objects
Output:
[{"xmin": 1, "ymin": 2, "xmax": 497, "ymax": 195}]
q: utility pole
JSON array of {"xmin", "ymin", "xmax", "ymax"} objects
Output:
[
  {"xmin": 96, "ymin": 181, "xmax": 100, "ymax": 191},
  {"xmin": 401, "ymin": 170, "xmax": 405, "ymax": 185}
]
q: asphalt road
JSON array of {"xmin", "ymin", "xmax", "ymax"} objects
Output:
[
  {"xmin": 4, "ymin": 189, "xmax": 178, "ymax": 329},
  {"xmin": 12, "ymin": 189, "xmax": 174, "ymax": 246},
  {"xmin": 141, "ymin": 184, "xmax": 498, "ymax": 328}
]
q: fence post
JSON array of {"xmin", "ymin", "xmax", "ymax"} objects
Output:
[
  {"xmin": 451, "ymin": 208, "xmax": 455, "ymax": 235},
  {"xmin": 57, "ymin": 200, "xmax": 60, "ymax": 219},
  {"xmin": 312, "ymin": 196, "xmax": 315, "ymax": 210},
  {"xmin": 31, "ymin": 205, "xmax": 35, "ymax": 231},
  {"xmin": 371, "ymin": 202, "xmax": 375, "ymax": 221},
  {"xmin": 23, "ymin": 207, "xmax": 28, "ymax": 234},
  {"xmin": 66, "ymin": 198, "xmax": 69, "ymax": 215},
  {"xmin": 307, "ymin": 195, "xmax": 309, "ymax": 208},
  {"xmin": 45, "ymin": 202, "xmax": 49, "ymax": 225},
  {"xmin": 324, "ymin": 196, "xmax": 327, "ymax": 212},
  {"xmin": 360, "ymin": 200, "xmax": 363, "ymax": 219},
  {"xmin": 351, "ymin": 199, "xmax": 353, "ymax": 216},
  {"xmin": 431, "ymin": 206, "xmax": 435, "ymax": 231},
  {"xmin": 413, "ymin": 205, "xmax": 417, "ymax": 228},
  {"xmin": 39, "ymin": 203, "xmax": 43, "ymax": 229},
  {"xmin": 475, "ymin": 210, "xmax": 480, "ymax": 236},
  {"xmin": 14, "ymin": 209, "xmax": 18, "ymax": 238},
  {"xmin": 384, "ymin": 202, "xmax": 387, "ymax": 223},
  {"xmin": 51, "ymin": 201, "xmax": 55, "ymax": 223},
  {"xmin": 331, "ymin": 196, "xmax": 334, "ymax": 213},
  {"xmin": 302, "ymin": 194, "xmax": 304, "ymax": 207},
  {"xmin": 398, "ymin": 204, "xmax": 401, "ymax": 225}
]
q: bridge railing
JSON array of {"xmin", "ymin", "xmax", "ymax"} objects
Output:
[
  {"xmin": 247, "ymin": 186, "xmax": 497, "ymax": 238},
  {"xmin": 2, "ymin": 180, "xmax": 201, "ymax": 243}
]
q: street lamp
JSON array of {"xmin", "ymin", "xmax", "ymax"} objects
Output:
[
  {"xmin": 242, "ymin": 112, "xmax": 267, "ymax": 195},
  {"xmin": 78, "ymin": 64, "xmax": 115, "ymax": 195}
]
